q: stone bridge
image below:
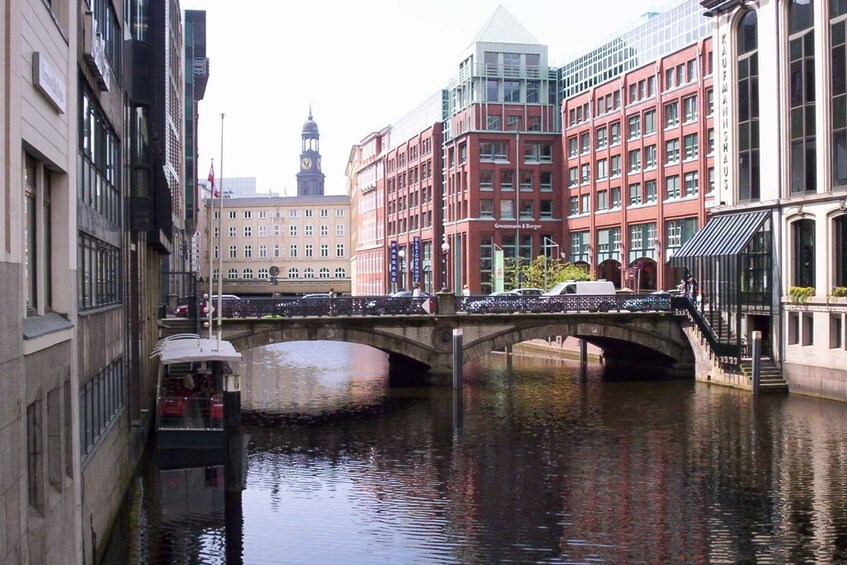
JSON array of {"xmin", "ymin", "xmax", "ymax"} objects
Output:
[{"xmin": 162, "ymin": 310, "xmax": 695, "ymax": 379}]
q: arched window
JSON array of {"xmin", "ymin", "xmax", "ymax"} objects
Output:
[
  {"xmin": 789, "ymin": 0, "xmax": 816, "ymax": 194},
  {"xmin": 226, "ymin": 268, "xmax": 238, "ymax": 279},
  {"xmin": 242, "ymin": 268, "xmax": 254, "ymax": 279},
  {"xmin": 835, "ymin": 215, "xmax": 847, "ymax": 287},
  {"xmin": 319, "ymin": 267, "xmax": 330, "ymax": 279},
  {"xmin": 257, "ymin": 268, "xmax": 269, "ymax": 279},
  {"xmin": 335, "ymin": 267, "xmax": 346, "ymax": 278},
  {"xmin": 737, "ymin": 10, "xmax": 760, "ymax": 201},
  {"xmin": 304, "ymin": 268, "xmax": 315, "ymax": 279},
  {"xmin": 831, "ymin": 1, "xmax": 847, "ymax": 187},
  {"xmin": 288, "ymin": 268, "xmax": 299, "ymax": 279},
  {"xmin": 792, "ymin": 219, "xmax": 816, "ymax": 287}
]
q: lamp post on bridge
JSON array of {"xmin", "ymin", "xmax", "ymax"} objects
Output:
[
  {"xmin": 542, "ymin": 236, "xmax": 560, "ymax": 292},
  {"xmin": 398, "ymin": 248, "xmax": 406, "ymax": 291},
  {"xmin": 440, "ymin": 241, "xmax": 450, "ymax": 292}
]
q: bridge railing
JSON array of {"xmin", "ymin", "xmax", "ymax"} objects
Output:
[
  {"xmin": 170, "ymin": 292, "xmax": 676, "ymax": 319},
  {"xmin": 671, "ymin": 296, "xmax": 740, "ymax": 364},
  {"xmin": 457, "ymin": 292, "xmax": 673, "ymax": 314}
]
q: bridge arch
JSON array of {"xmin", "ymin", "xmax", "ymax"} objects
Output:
[{"xmin": 219, "ymin": 313, "xmax": 694, "ymax": 378}]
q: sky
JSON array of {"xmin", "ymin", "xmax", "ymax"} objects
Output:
[{"xmin": 182, "ymin": 0, "xmax": 675, "ymax": 196}]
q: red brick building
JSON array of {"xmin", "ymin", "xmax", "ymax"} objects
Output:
[{"xmin": 562, "ymin": 38, "xmax": 714, "ymax": 291}]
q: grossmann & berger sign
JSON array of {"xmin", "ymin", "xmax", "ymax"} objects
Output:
[{"xmin": 494, "ymin": 223, "xmax": 543, "ymax": 230}]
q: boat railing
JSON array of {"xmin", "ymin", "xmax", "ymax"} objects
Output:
[{"xmin": 157, "ymin": 393, "xmax": 224, "ymax": 431}]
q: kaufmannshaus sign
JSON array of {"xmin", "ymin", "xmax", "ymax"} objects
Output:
[{"xmin": 494, "ymin": 223, "xmax": 543, "ymax": 230}]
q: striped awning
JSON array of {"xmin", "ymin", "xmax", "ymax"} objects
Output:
[{"xmin": 671, "ymin": 210, "xmax": 770, "ymax": 261}]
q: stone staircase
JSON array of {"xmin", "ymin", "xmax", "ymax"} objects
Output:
[{"xmin": 739, "ymin": 358, "xmax": 789, "ymax": 393}]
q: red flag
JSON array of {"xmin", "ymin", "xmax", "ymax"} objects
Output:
[{"xmin": 208, "ymin": 161, "xmax": 217, "ymax": 197}]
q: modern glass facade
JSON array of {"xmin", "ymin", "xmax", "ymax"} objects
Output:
[{"xmin": 557, "ymin": 0, "xmax": 711, "ymax": 100}]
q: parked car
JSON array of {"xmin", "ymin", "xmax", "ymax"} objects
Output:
[
  {"xmin": 543, "ymin": 281, "xmax": 616, "ymax": 296},
  {"xmin": 365, "ymin": 290, "xmax": 434, "ymax": 315},
  {"xmin": 276, "ymin": 293, "xmax": 332, "ymax": 316},
  {"xmin": 622, "ymin": 291, "xmax": 672, "ymax": 312},
  {"xmin": 389, "ymin": 290, "xmax": 434, "ymax": 298},
  {"xmin": 465, "ymin": 291, "xmax": 522, "ymax": 313},
  {"xmin": 510, "ymin": 287, "xmax": 545, "ymax": 296}
]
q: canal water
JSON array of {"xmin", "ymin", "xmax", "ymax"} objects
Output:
[{"xmin": 104, "ymin": 342, "xmax": 847, "ymax": 564}]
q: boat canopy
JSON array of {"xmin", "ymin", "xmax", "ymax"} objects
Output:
[{"xmin": 151, "ymin": 334, "xmax": 242, "ymax": 364}]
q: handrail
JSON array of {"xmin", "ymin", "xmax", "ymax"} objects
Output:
[{"xmin": 671, "ymin": 296, "xmax": 740, "ymax": 363}]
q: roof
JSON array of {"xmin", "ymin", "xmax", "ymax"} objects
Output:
[
  {"xmin": 671, "ymin": 210, "xmax": 770, "ymax": 261},
  {"xmin": 152, "ymin": 334, "xmax": 242, "ymax": 364},
  {"xmin": 469, "ymin": 5, "xmax": 541, "ymax": 47}
]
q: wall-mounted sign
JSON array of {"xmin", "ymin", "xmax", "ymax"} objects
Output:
[
  {"xmin": 412, "ymin": 237, "xmax": 421, "ymax": 283},
  {"xmin": 32, "ymin": 52, "xmax": 66, "ymax": 114},
  {"xmin": 494, "ymin": 222, "xmax": 543, "ymax": 230},
  {"xmin": 389, "ymin": 241, "xmax": 398, "ymax": 283}
]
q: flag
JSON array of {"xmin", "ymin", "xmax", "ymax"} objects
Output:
[{"xmin": 208, "ymin": 161, "xmax": 217, "ymax": 198}]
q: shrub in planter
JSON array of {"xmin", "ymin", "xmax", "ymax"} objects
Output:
[
  {"xmin": 831, "ymin": 286, "xmax": 847, "ymax": 298},
  {"xmin": 789, "ymin": 286, "xmax": 815, "ymax": 304}
]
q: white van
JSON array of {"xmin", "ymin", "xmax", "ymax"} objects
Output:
[{"xmin": 543, "ymin": 280, "xmax": 616, "ymax": 296}]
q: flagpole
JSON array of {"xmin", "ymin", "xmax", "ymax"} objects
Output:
[
  {"xmin": 216, "ymin": 113, "xmax": 225, "ymax": 350},
  {"xmin": 207, "ymin": 159, "xmax": 214, "ymax": 340}
]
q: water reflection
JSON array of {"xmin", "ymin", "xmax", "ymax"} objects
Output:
[{"xmin": 106, "ymin": 342, "xmax": 847, "ymax": 564}]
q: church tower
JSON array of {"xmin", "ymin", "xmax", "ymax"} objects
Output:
[{"xmin": 296, "ymin": 108, "xmax": 326, "ymax": 196}]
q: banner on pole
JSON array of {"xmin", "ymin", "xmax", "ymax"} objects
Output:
[{"xmin": 494, "ymin": 249, "xmax": 504, "ymax": 293}]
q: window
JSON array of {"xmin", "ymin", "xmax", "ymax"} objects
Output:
[
  {"xmin": 480, "ymin": 170, "xmax": 494, "ymax": 190},
  {"xmin": 336, "ymin": 224, "xmax": 344, "ymax": 236},
  {"xmin": 684, "ymin": 171, "xmax": 699, "ymax": 196},
  {"xmin": 596, "ymin": 127, "xmax": 608, "ymax": 148},
  {"xmin": 274, "ymin": 245, "xmax": 281, "ymax": 258},
  {"xmin": 611, "ymin": 187, "xmax": 621, "ymax": 208},
  {"xmin": 320, "ymin": 225, "xmax": 329, "ymax": 236},
  {"xmin": 273, "ymin": 225, "xmax": 281, "ymax": 237},
  {"xmin": 836, "ymin": 215, "xmax": 847, "ymax": 287},
  {"xmin": 597, "ymin": 159, "xmax": 608, "ymax": 179},
  {"xmin": 568, "ymin": 137, "xmax": 578, "ymax": 157},
  {"xmin": 305, "ymin": 225, "xmax": 313, "ymax": 237},
  {"xmin": 832, "ymin": 5, "xmax": 847, "ymax": 187},
  {"xmin": 580, "ymin": 133, "xmax": 590, "ymax": 154},
  {"xmin": 322, "ymin": 244, "xmax": 330, "ymax": 257},
  {"xmin": 580, "ymin": 193, "xmax": 590, "ymax": 214},
  {"xmin": 80, "ymin": 89, "xmax": 120, "ymax": 223},
  {"xmin": 78, "ymin": 234, "xmax": 120, "ymax": 311},
  {"xmin": 708, "ymin": 167, "xmax": 715, "ymax": 193},
  {"xmin": 480, "ymin": 199, "xmax": 494, "ymax": 217},
  {"xmin": 580, "ymin": 164, "xmax": 590, "ymax": 184},
  {"xmin": 789, "ymin": 1, "xmax": 816, "ymax": 194},
  {"xmin": 244, "ymin": 245, "xmax": 252, "ymax": 258},
  {"xmin": 643, "ymin": 110, "xmax": 656, "ymax": 135},
  {"xmin": 683, "ymin": 95, "xmax": 698, "ymax": 123},
  {"xmin": 243, "ymin": 226, "xmax": 252, "ymax": 237},
  {"xmin": 540, "ymin": 171, "xmax": 553, "ymax": 191},
  {"xmin": 305, "ymin": 244, "xmax": 313, "ymax": 258},
  {"xmin": 793, "ymin": 219, "xmax": 815, "ymax": 287},
  {"xmin": 665, "ymin": 175, "xmax": 680, "ymax": 200},
  {"xmin": 569, "ymin": 196, "xmax": 579, "ymax": 216},
  {"xmin": 243, "ymin": 268, "xmax": 254, "ymax": 279},
  {"xmin": 480, "ymin": 141, "xmax": 508, "ymax": 161},
  {"xmin": 597, "ymin": 190, "xmax": 608, "ymax": 210},
  {"xmin": 288, "ymin": 268, "xmax": 299, "ymax": 279},
  {"xmin": 24, "ymin": 157, "xmax": 53, "ymax": 316},
  {"xmin": 628, "ymin": 149, "xmax": 641, "ymax": 173},
  {"xmin": 289, "ymin": 209, "xmax": 297, "ymax": 218},
  {"xmin": 487, "ymin": 115, "xmax": 501, "ymax": 130},
  {"xmin": 706, "ymin": 89, "xmax": 714, "ymax": 116},
  {"xmin": 259, "ymin": 226, "xmax": 267, "ymax": 237},
  {"xmin": 687, "ymin": 59, "xmax": 697, "ymax": 82},
  {"xmin": 665, "ymin": 139, "xmax": 680, "ymax": 164},
  {"xmin": 227, "ymin": 268, "xmax": 237, "ymax": 279},
  {"xmin": 629, "ymin": 183, "xmax": 642, "ymax": 205},
  {"xmin": 610, "ymin": 122, "xmax": 621, "ymax": 145},
  {"xmin": 228, "ymin": 226, "xmax": 236, "ymax": 238},
  {"xmin": 500, "ymin": 170, "xmax": 514, "ymax": 191},
  {"xmin": 519, "ymin": 199, "xmax": 533, "ymax": 219},
  {"xmin": 259, "ymin": 244, "xmax": 268, "ymax": 258},
  {"xmin": 664, "ymin": 102, "xmax": 679, "ymax": 128},
  {"xmin": 289, "ymin": 244, "xmax": 297, "ymax": 257},
  {"xmin": 229, "ymin": 245, "xmax": 237, "ymax": 258},
  {"xmin": 569, "ymin": 167, "xmax": 578, "ymax": 187},
  {"xmin": 540, "ymin": 200, "xmax": 553, "ymax": 218},
  {"xmin": 610, "ymin": 155, "xmax": 621, "ymax": 177},
  {"xmin": 500, "ymin": 200, "xmax": 514, "ymax": 219},
  {"xmin": 335, "ymin": 267, "xmax": 347, "ymax": 278},
  {"xmin": 504, "ymin": 80, "xmax": 521, "ymax": 102},
  {"xmin": 78, "ymin": 357, "xmax": 125, "ymax": 460},
  {"xmin": 665, "ymin": 67, "xmax": 675, "ymax": 90},
  {"xmin": 627, "ymin": 114, "xmax": 640, "ymax": 139},
  {"xmin": 243, "ymin": 210, "xmax": 252, "ymax": 219},
  {"xmin": 520, "ymin": 171, "xmax": 533, "ymax": 191},
  {"xmin": 707, "ymin": 129, "xmax": 715, "ymax": 155},
  {"xmin": 683, "ymin": 133, "xmax": 699, "ymax": 160},
  {"xmin": 645, "ymin": 145, "xmax": 657, "ymax": 169},
  {"xmin": 645, "ymin": 180, "xmax": 657, "ymax": 202},
  {"xmin": 259, "ymin": 210, "xmax": 267, "ymax": 219},
  {"xmin": 228, "ymin": 211, "xmax": 236, "ymax": 220},
  {"xmin": 289, "ymin": 225, "xmax": 297, "ymax": 237},
  {"xmin": 27, "ymin": 400, "xmax": 43, "ymax": 513}
]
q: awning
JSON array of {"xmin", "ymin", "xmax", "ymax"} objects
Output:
[
  {"xmin": 151, "ymin": 334, "xmax": 242, "ymax": 364},
  {"xmin": 671, "ymin": 210, "xmax": 769, "ymax": 261}
]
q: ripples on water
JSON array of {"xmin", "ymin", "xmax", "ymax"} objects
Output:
[{"xmin": 104, "ymin": 341, "xmax": 847, "ymax": 565}]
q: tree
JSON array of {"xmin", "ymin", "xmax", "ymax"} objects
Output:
[{"xmin": 504, "ymin": 256, "xmax": 590, "ymax": 290}]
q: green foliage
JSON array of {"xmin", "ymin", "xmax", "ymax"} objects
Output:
[
  {"xmin": 831, "ymin": 286, "xmax": 847, "ymax": 298},
  {"xmin": 503, "ymin": 256, "xmax": 590, "ymax": 291},
  {"xmin": 789, "ymin": 286, "xmax": 815, "ymax": 304}
]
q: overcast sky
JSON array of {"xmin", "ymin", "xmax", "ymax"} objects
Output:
[{"xmin": 181, "ymin": 0, "xmax": 679, "ymax": 196}]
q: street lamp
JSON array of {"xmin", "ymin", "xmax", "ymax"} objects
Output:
[
  {"xmin": 441, "ymin": 241, "xmax": 450, "ymax": 292},
  {"xmin": 398, "ymin": 248, "xmax": 406, "ymax": 291},
  {"xmin": 542, "ymin": 237, "xmax": 560, "ymax": 291}
]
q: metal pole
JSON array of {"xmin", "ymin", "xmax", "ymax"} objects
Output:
[
  {"xmin": 515, "ymin": 130, "xmax": 520, "ymax": 287},
  {"xmin": 207, "ymin": 164, "xmax": 214, "ymax": 340},
  {"xmin": 452, "ymin": 328, "xmax": 463, "ymax": 389},
  {"xmin": 216, "ymin": 113, "xmax": 225, "ymax": 350},
  {"xmin": 751, "ymin": 330, "xmax": 761, "ymax": 394},
  {"xmin": 580, "ymin": 339, "xmax": 588, "ymax": 382}
]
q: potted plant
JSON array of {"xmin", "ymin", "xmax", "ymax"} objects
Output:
[{"xmin": 789, "ymin": 286, "xmax": 815, "ymax": 304}]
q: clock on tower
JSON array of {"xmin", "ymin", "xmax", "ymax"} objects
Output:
[{"xmin": 296, "ymin": 108, "xmax": 325, "ymax": 196}]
